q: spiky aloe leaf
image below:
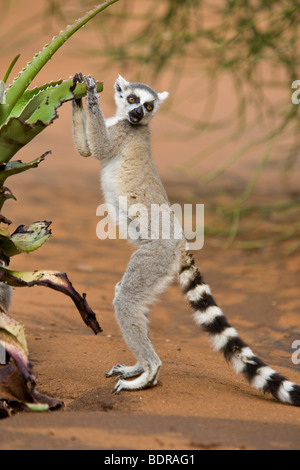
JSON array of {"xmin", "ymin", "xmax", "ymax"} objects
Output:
[
  {"xmin": 0, "ymin": 118, "xmax": 48, "ymax": 164},
  {"xmin": 3, "ymin": 0, "xmax": 118, "ymax": 122},
  {"xmin": 0, "ymin": 266, "xmax": 102, "ymax": 334},
  {"xmin": 0, "ymin": 80, "xmax": 102, "ymax": 163},
  {"xmin": 2, "ymin": 54, "xmax": 20, "ymax": 85},
  {"xmin": 0, "ymin": 82, "xmax": 5, "ymax": 105},
  {"xmin": 0, "ymin": 54, "xmax": 20, "ymax": 124},
  {"xmin": 27, "ymin": 78, "xmax": 102, "ymax": 123},
  {"xmin": 0, "ymin": 152, "xmax": 50, "ymax": 185},
  {"xmin": 10, "ymin": 221, "xmax": 52, "ymax": 253},
  {"xmin": 0, "ymin": 83, "xmax": 7, "ymax": 126},
  {"xmin": 8, "ymin": 80, "xmax": 63, "ymax": 119},
  {"xmin": 14, "ymin": 79, "xmax": 102, "ymax": 122},
  {"xmin": 0, "ymin": 221, "xmax": 52, "ymax": 258}
]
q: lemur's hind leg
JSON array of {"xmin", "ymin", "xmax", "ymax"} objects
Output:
[
  {"xmin": 106, "ymin": 281, "xmax": 145, "ymax": 379},
  {"xmin": 107, "ymin": 240, "xmax": 180, "ymax": 394}
]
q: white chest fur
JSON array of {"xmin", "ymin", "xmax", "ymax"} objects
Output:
[
  {"xmin": 101, "ymin": 155, "xmax": 121, "ymax": 209},
  {"xmin": 100, "ymin": 155, "xmax": 130, "ymax": 235}
]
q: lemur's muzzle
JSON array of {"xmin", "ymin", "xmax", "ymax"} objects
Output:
[{"xmin": 129, "ymin": 105, "xmax": 144, "ymax": 123}]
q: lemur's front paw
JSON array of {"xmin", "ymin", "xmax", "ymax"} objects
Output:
[
  {"xmin": 72, "ymin": 73, "xmax": 85, "ymax": 105},
  {"xmin": 83, "ymin": 75, "xmax": 97, "ymax": 93},
  {"xmin": 83, "ymin": 75, "xmax": 99, "ymax": 107},
  {"xmin": 73, "ymin": 72, "xmax": 84, "ymax": 84}
]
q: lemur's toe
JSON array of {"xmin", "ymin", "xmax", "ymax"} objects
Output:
[
  {"xmin": 106, "ymin": 363, "xmax": 144, "ymax": 379},
  {"xmin": 111, "ymin": 368, "xmax": 160, "ymax": 393},
  {"xmin": 106, "ymin": 364, "xmax": 124, "ymax": 377}
]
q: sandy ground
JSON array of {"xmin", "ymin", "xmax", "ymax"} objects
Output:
[{"xmin": 0, "ymin": 0, "xmax": 300, "ymax": 450}]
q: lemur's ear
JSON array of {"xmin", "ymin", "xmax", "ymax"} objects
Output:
[
  {"xmin": 158, "ymin": 91, "xmax": 169, "ymax": 103},
  {"xmin": 115, "ymin": 74, "xmax": 129, "ymax": 93}
]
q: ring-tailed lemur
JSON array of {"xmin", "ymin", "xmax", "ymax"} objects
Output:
[{"xmin": 72, "ymin": 73, "xmax": 300, "ymax": 406}]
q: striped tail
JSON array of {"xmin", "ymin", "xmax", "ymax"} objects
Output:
[{"xmin": 179, "ymin": 252, "xmax": 300, "ymax": 407}]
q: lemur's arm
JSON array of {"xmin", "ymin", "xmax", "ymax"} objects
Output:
[
  {"xmin": 72, "ymin": 97, "xmax": 91, "ymax": 157},
  {"xmin": 72, "ymin": 74, "xmax": 111, "ymax": 161}
]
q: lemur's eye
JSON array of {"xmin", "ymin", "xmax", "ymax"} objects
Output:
[
  {"xmin": 144, "ymin": 102, "xmax": 154, "ymax": 112},
  {"xmin": 128, "ymin": 96, "xmax": 136, "ymax": 103}
]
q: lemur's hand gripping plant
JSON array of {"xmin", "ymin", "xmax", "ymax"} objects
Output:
[{"xmin": 0, "ymin": 0, "xmax": 119, "ymax": 417}]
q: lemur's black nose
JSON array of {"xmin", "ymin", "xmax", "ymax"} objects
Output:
[{"xmin": 129, "ymin": 105, "xmax": 144, "ymax": 123}]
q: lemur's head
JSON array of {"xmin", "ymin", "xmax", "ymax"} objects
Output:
[{"xmin": 114, "ymin": 75, "xmax": 169, "ymax": 125}]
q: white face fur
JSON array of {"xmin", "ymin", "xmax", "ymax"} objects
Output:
[{"xmin": 114, "ymin": 74, "xmax": 169, "ymax": 125}]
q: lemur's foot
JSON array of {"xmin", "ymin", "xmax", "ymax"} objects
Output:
[
  {"xmin": 107, "ymin": 364, "xmax": 160, "ymax": 394},
  {"xmin": 106, "ymin": 363, "xmax": 144, "ymax": 379},
  {"xmin": 112, "ymin": 367, "xmax": 161, "ymax": 394}
]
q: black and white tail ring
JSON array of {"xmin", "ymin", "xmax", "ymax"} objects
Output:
[{"xmin": 179, "ymin": 252, "xmax": 300, "ymax": 407}]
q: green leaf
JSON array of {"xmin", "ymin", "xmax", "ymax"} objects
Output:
[
  {"xmin": 27, "ymin": 78, "xmax": 103, "ymax": 124},
  {"xmin": 8, "ymin": 80, "xmax": 63, "ymax": 119},
  {"xmin": 0, "ymin": 118, "xmax": 47, "ymax": 163},
  {"xmin": 25, "ymin": 403, "xmax": 49, "ymax": 412},
  {"xmin": 13, "ymin": 220, "xmax": 51, "ymax": 253},
  {"xmin": 0, "ymin": 82, "xmax": 5, "ymax": 104},
  {"xmin": 10, "ymin": 220, "xmax": 51, "ymax": 253},
  {"xmin": 0, "ymin": 82, "xmax": 7, "ymax": 125},
  {"xmin": 0, "ymin": 221, "xmax": 51, "ymax": 258},
  {"xmin": 3, "ymin": 0, "xmax": 118, "ymax": 122},
  {"xmin": 0, "ymin": 267, "xmax": 102, "ymax": 335},
  {"xmin": 0, "ymin": 105, "xmax": 9, "ymax": 128},
  {"xmin": 3, "ymin": 54, "xmax": 21, "ymax": 85},
  {"xmin": 0, "ymin": 80, "xmax": 102, "ymax": 163},
  {"xmin": 10, "ymin": 79, "xmax": 102, "ymax": 122},
  {"xmin": 0, "ymin": 234, "xmax": 19, "ymax": 258},
  {"xmin": 0, "ymin": 152, "xmax": 49, "ymax": 183}
]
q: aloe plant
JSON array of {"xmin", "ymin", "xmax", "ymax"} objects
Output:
[{"xmin": 0, "ymin": 0, "xmax": 119, "ymax": 418}]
